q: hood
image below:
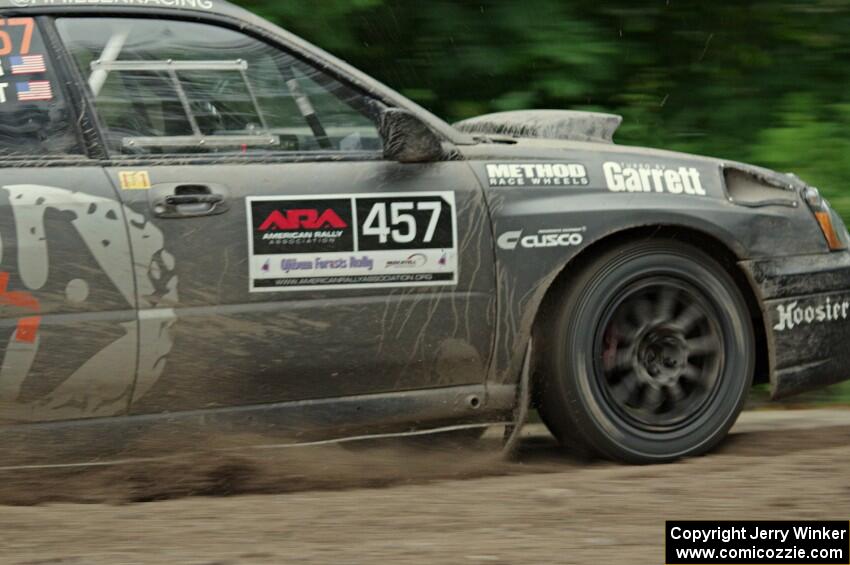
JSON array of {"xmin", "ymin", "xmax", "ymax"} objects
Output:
[
  {"xmin": 454, "ymin": 111, "xmax": 807, "ymax": 194},
  {"xmin": 453, "ymin": 110, "xmax": 623, "ymax": 144}
]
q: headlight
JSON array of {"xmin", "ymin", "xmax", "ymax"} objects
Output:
[{"xmin": 802, "ymin": 186, "xmax": 848, "ymax": 251}]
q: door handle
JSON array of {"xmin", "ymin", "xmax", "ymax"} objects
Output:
[
  {"xmin": 151, "ymin": 184, "xmax": 230, "ymax": 219},
  {"xmin": 165, "ymin": 194, "xmax": 224, "ymax": 207}
]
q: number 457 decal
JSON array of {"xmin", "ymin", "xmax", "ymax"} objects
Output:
[
  {"xmin": 362, "ymin": 200, "xmax": 443, "ymax": 245},
  {"xmin": 0, "ymin": 18, "xmax": 35, "ymax": 56},
  {"xmin": 356, "ymin": 194, "xmax": 455, "ymax": 252}
]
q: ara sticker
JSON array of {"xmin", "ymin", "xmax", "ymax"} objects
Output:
[
  {"xmin": 247, "ymin": 192, "xmax": 458, "ymax": 292},
  {"xmin": 118, "ymin": 171, "xmax": 152, "ymax": 190}
]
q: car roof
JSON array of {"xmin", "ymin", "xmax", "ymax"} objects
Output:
[{"xmin": 0, "ymin": 0, "xmax": 250, "ymax": 19}]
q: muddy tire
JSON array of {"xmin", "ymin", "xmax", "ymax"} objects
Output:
[{"xmin": 538, "ymin": 240, "xmax": 755, "ymax": 463}]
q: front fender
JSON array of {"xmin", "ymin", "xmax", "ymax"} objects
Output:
[{"xmin": 468, "ymin": 155, "xmax": 826, "ymax": 387}]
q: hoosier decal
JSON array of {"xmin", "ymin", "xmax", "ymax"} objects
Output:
[
  {"xmin": 247, "ymin": 192, "xmax": 458, "ymax": 292},
  {"xmin": 486, "ymin": 163, "xmax": 589, "ymax": 187},
  {"xmin": 603, "ymin": 162, "xmax": 706, "ymax": 195},
  {"xmin": 774, "ymin": 296, "xmax": 850, "ymax": 332}
]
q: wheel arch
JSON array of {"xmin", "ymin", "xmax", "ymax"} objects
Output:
[{"xmin": 530, "ymin": 224, "xmax": 770, "ymax": 397}]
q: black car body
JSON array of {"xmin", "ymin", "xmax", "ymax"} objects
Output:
[{"xmin": 0, "ymin": 0, "xmax": 847, "ymax": 463}]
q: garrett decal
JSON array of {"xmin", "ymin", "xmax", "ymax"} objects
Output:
[
  {"xmin": 247, "ymin": 192, "xmax": 458, "ymax": 292},
  {"xmin": 486, "ymin": 163, "xmax": 589, "ymax": 187},
  {"xmin": 498, "ymin": 227, "xmax": 585, "ymax": 251},
  {"xmin": 603, "ymin": 162, "xmax": 706, "ymax": 195},
  {"xmin": 774, "ymin": 297, "xmax": 850, "ymax": 332}
]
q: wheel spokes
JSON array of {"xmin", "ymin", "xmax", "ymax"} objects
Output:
[
  {"xmin": 656, "ymin": 286, "xmax": 679, "ymax": 321},
  {"xmin": 667, "ymin": 381, "xmax": 686, "ymax": 403},
  {"xmin": 611, "ymin": 371, "xmax": 640, "ymax": 404},
  {"xmin": 680, "ymin": 363, "xmax": 702, "ymax": 383},
  {"xmin": 632, "ymin": 298, "xmax": 654, "ymax": 328},
  {"xmin": 641, "ymin": 384, "xmax": 665, "ymax": 412},
  {"xmin": 596, "ymin": 278, "xmax": 724, "ymax": 430},
  {"xmin": 686, "ymin": 335, "xmax": 720, "ymax": 357},
  {"xmin": 612, "ymin": 348, "xmax": 634, "ymax": 371},
  {"xmin": 673, "ymin": 302, "xmax": 704, "ymax": 333}
]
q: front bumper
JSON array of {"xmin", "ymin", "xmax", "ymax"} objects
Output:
[{"xmin": 741, "ymin": 252, "xmax": 850, "ymax": 399}]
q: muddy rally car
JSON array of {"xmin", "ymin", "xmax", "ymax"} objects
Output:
[{"xmin": 0, "ymin": 0, "xmax": 847, "ymax": 464}]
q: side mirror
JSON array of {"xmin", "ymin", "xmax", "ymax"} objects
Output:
[{"xmin": 380, "ymin": 108, "xmax": 445, "ymax": 163}]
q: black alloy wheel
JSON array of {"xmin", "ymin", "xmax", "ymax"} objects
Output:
[{"xmin": 538, "ymin": 239, "xmax": 755, "ymax": 463}]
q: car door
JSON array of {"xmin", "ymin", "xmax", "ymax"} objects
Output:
[
  {"xmin": 0, "ymin": 15, "xmax": 140, "ymax": 422},
  {"xmin": 55, "ymin": 15, "xmax": 496, "ymax": 415}
]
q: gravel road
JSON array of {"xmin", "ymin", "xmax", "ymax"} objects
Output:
[{"xmin": 0, "ymin": 408, "xmax": 848, "ymax": 564}]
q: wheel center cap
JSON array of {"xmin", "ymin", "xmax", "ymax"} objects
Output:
[{"xmin": 637, "ymin": 330, "xmax": 686, "ymax": 382}]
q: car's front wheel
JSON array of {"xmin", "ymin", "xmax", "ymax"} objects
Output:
[{"xmin": 538, "ymin": 239, "xmax": 755, "ymax": 463}]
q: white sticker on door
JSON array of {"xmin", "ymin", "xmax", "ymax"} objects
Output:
[{"xmin": 247, "ymin": 192, "xmax": 458, "ymax": 292}]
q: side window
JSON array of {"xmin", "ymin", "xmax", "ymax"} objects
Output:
[
  {"xmin": 55, "ymin": 17, "xmax": 383, "ymax": 156},
  {"xmin": 0, "ymin": 16, "xmax": 82, "ymax": 158}
]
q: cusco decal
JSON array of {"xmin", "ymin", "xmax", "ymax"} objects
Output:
[
  {"xmin": 486, "ymin": 163, "xmax": 588, "ymax": 187},
  {"xmin": 498, "ymin": 227, "xmax": 585, "ymax": 251},
  {"xmin": 247, "ymin": 192, "xmax": 458, "ymax": 292}
]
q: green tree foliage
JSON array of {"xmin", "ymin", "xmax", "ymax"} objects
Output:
[{"xmin": 235, "ymin": 0, "xmax": 850, "ymax": 215}]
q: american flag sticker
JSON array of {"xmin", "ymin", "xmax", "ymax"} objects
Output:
[
  {"xmin": 16, "ymin": 81, "xmax": 53, "ymax": 102},
  {"xmin": 10, "ymin": 55, "xmax": 46, "ymax": 75}
]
